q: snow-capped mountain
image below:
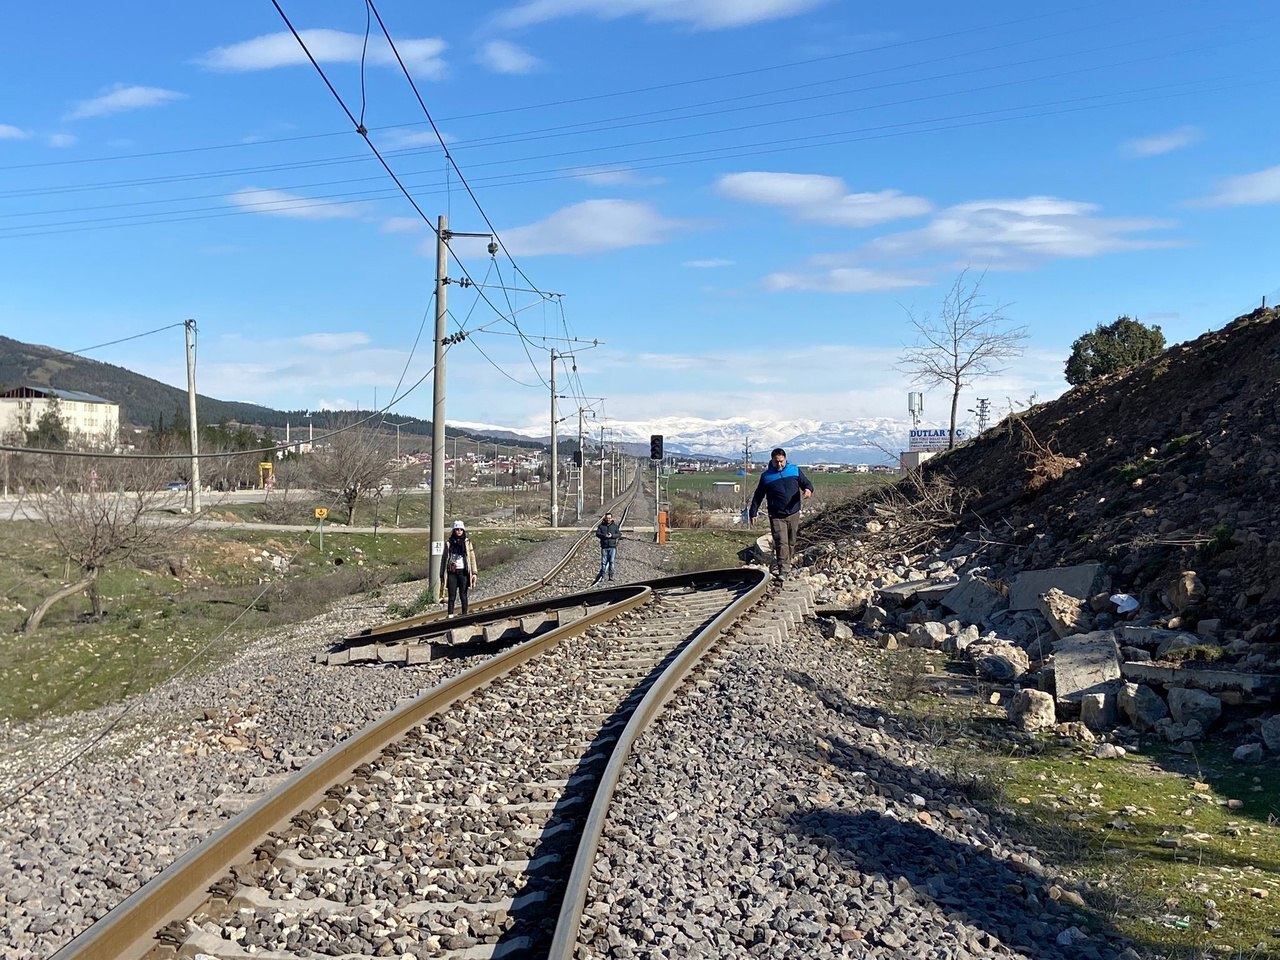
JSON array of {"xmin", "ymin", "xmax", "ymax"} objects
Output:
[{"xmin": 452, "ymin": 415, "xmax": 928, "ymax": 465}]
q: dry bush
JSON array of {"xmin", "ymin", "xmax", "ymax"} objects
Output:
[{"xmin": 807, "ymin": 471, "xmax": 972, "ymax": 561}]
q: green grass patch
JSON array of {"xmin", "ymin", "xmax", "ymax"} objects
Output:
[
  {"xmin": 666, "ymin": 528, "xmax": 760, "ymax": 573},
  {"xmin": 886, "ymin": 654, "xmax": 1280, "ymax": 959},
  {"xmin": 0, "ymin": 520, "xmax": 551, "ymax": 725}
]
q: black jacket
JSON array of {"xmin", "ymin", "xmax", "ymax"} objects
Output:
[{"xmin": 595, "ymin": 520, "xmax": 620, "ymax": 549}]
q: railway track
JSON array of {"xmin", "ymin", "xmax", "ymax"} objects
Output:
[
  {"xmin": 359, "ymin": 469, "xmax": 650, "ymax": 641},
  {"xmin": 54, "ymin": 569, "xmax": 816, "ymax": 960}
]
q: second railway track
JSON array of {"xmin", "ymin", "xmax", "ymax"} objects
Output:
[{"xmin": 55, "ymin": 570, "xmax": 815, "ymax": 960}]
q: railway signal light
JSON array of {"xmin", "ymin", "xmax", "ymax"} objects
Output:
[{"xmin": 649, "ymin": 434, "xmax": 664, "ymax": 460}]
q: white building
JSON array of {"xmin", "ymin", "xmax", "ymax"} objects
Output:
[{"xmin": 0, "ymin": 385, "xmax": 120, "ymax": 447}]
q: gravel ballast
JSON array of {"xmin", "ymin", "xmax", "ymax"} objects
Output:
[{"xmin": 0, "ymin": 531, "xmax": 1135, "ymax": 959}]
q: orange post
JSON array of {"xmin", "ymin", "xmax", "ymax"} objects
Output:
[{"xmin": 657, "ymin": 510, "xmax": 668, "ymax": 544}]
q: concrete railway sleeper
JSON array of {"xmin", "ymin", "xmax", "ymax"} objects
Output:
[{"xmin": 53, "ymin": 569, "xmax": 816, "ymax": 960}]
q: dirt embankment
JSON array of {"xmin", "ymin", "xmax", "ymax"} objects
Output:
[{"xmin": 810, "ymin": 306, "xmax": 1280, "ymax": 643}]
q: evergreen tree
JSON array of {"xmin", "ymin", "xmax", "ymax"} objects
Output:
[{"xmin": 1065, "ymin": 315, "xmax": 1166, "ymax": 386}]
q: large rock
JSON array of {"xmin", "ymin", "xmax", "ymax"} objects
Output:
[
  {"xmin": 1010, "ymin": 689, "xmax": 1056, "ymax": 731},
  {"xmin": 1009, "ymin": 563, "xmax": 1105, "ymax": 611},
  {"xmin": 1053, "ymin": 630, "xmax": 1122, "ymax": 706},
  {"xmin": 1167, "ymin": 687, "xmax": 1223, "ymax": 730},
  {"xmin": 972, "ymin": 641, "xmax": 1031, "ymax": 681},
  {"xmin": 1165, "ymin": 571, "xmax": 1206, "ymax": 612},
  {"xmin": 1261, "ymin": 715, "xmax": 1280, "ymax": 754},
  {"xmin": 904, "ymin": 621, "xmax": 948, "ymax": 649},
  {"xmin": 1080, "ymin": 689, "xmax": 1119, "ymax": 731},
  {"xmin": 1117, "ymin": 682, "xmax": 1170, "ymax": 731},
  {"xmin": 1038, "ymin": 587, "xmax": 1091, "ymax": 639}
]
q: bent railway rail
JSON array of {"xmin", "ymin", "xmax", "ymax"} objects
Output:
[
  {"xmin": 54, "ymin": 569, "xmax": 815, "ymax": 960},
  {"xmin": 360, "ymin": 467, "xmax": 649, "ymax": 640}
]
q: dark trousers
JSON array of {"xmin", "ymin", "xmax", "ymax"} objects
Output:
[
  {"xmin": 445, "ymin": 570, "xmax": 470, "ymax": 614},
  {"xmin": 769, "ymin": 512, "xmax": 802, "ymax": 572}
]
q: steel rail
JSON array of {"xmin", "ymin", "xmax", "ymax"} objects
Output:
[
  {"xmin": 548, "ymin": 565, "xmax": 772, "ymax": 958},
  {"xmin": 50, "ymin": 583, "xmax": 653, "ymax": 960}
]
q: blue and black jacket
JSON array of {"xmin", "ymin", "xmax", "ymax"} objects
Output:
[{"xmin": 749, "ymin": 463, "xmax": 814, "ymax": 520}]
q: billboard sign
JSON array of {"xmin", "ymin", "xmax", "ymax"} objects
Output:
[{"xmin": 908, "ymin": 428, "xmax": 965, "ymax": 452}]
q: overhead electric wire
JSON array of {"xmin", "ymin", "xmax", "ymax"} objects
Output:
[
  {"xmin": 270, "ymin": 0, "xmax": 562, "ymax": 378},
  {"xmin": 362, "ymin": 0, "xmax": 554, "ymax": 316},
  {"xmin": 4, "ymin": 16, "xmax": 1261, "ymax": 210},
  {"xmin": 0, "ymin": 0, "xmax": 1120, "ymax": 176},
  {"xmin": 5, "ymin": 41, "xmax": 1274, "ymax": 239},
  {"xmin": 4, "ymin": 63, "xmax": 1272, "ymax": 244}
]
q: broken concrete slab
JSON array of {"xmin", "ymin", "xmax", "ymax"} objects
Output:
[
  {"xmin": 1009, "ymin": 563, "xmax": 1105, "ymax": 611},
  {"xmin": 1052, "ymin": 629, "xmax": 1121, "ymax": 706},
  {"xmin": 877, "ymin": 578, "xmax": 953, "ymax": 607},
  {"xmin": 1119, "ymin": 663, "xmax": 1280, "ymax": 702},
  {"xmin": 940, "ymin": 576, "xmax": 1006, "ymax": 622}
]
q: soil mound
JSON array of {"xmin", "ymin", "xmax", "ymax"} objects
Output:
[{"xmin": 810, "ymin": 306, "xmax": 1280, "ymax": 641}]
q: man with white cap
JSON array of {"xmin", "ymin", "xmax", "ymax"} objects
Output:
[{"xmin": 439, "ymin": 520, "xmax": 478, "ymax": 617}]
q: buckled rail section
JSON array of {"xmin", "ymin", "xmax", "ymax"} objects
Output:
[{"xmin": 51, "ymin": 569, "xmax": 794, "ymax": 960}]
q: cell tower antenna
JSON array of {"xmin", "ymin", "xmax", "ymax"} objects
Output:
[{"xmin": 907, "ymin": 392, "xmax": 923, "ymax": 429}]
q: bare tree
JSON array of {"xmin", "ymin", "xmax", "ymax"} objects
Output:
[
  {"xmin": 307, "ymin": 422, "xmax": 396, "ymax": 524},
  {"xmin": 23, "ymin": 453, "xmax": 186, "ymax": 632},
  {"xmin": 899, "ymin": 270, "xmax": 1028, "ymax": 449}
]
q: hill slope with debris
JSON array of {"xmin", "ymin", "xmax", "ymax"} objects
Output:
[{"xmin": 806, "ymin": 306, "xmax": 1280, "ymax": 644}]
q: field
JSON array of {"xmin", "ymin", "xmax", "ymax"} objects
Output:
[{"xmin": 891, "ymin": 651, "xmax": 1280, "ymax": 959}]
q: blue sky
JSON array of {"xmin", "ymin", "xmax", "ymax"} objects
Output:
[{"xmin": 3, "ymin": 0, "xmax": 1279, "ymax": 437}]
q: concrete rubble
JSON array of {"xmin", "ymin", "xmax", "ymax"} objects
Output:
[{"xmin": 801, "ymin": 529, "xmax": 1280, "ymax": 763}]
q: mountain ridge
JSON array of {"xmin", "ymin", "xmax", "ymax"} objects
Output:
[{"xmin": 1, "ymin": 335, "xmax": 923, "ymax": 462}]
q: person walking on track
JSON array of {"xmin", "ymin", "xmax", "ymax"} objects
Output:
[
  {"xmin": 747, "ymin": 447, "xmax": 814, "ymax": 578},
  {"xmin": 439, "ymin": 520, "xmax": 478, "ymax": 617},
  {"xmin": 593, "ymin": 511, "xmax": 621, "ymax": 583}
]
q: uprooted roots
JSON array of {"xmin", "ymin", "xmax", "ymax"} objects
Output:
[{"xmin": 1018, "ymin": 418, "xmax": 1081, "ymax": 493}]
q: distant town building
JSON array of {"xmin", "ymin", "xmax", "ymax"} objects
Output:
[{"xmin": 0, "ymin": 385, "xmax": 120, "ymax": 447}]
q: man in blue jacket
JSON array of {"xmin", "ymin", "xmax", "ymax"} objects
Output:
[{"xmin": 748, "ymin": 447, "xmax": 814, "ymax": 578}]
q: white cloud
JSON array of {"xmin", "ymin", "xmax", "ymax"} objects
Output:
[
  {"xmin": 1121, "ymin": 125, "xmax": 1201, "ymax": 158},
  {"xmin": 684, "ymin": 258, "xmax": 734, "ymax": 268},
  {"xmin": 1197, "ymin": 165, "xmax": 1280, "ymax": 207},
  {"xmin": 763, "ymin": 266, "xmax": 930, "ymax": 293},
  {"xmin": 198, "ymin": 30, "xmax": 446, "ymax": 78},
  {"xmin": 497, "ymin": 199, "xmax": 685, "ymax": 256},
  {"xmin": 476, "ymin": 39, "xmax": 541, "ymax": 74},
  {"xmin": 864, "ymin": 196, "xmax": 1176, "ymax": 267},
  {"xmin": 0, "ymin": 124, "xmax": 30, "ymax": 140},
  {"xmin": 717, "ymin": 172, "xmax": 932, "ymax": 227},
  {"xmin": 293, "ymin": 332, "xmax": 371, "ymax": 351},
  {"xmin": 573, "ymin": 166, "xmax": 666, "ymax": 187},
  {"xmin": 493, "ymin": 0, "xmax": 829, "ymax": 30},
  {"xmin": 65, "ymin": 84, "xmax": 185, "ymax": 120},
  {"xmin": 227, "ymin": 187, "xmax": 371, "ymax": 220},
  {"xmin": 379, "ymin": 128, "xmax": 452, "ymax": 150},
  {"xmin": 48, "ymin": 133, "xmax": 77, "ymax": 148},
  {"xmin": 381, "ymin": 216, "xmax": 426, "ymax": 234}
]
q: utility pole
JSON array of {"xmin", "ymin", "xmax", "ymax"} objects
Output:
[
  {"xmin": 550, "ymin": 350, "xmax": 558, "ymax": 529},
  {"xmin": 184, "ymin": 319, "xmax": 202, "ymax": 514},
  {"xmin": 429, "ymin": 215, "xmax": 449, "ymax": 602},
  {"xmin": 742, "ymin": 436, "xmax": 751, "ymax": 517},
  {"xmin": 599, "ymin": 423, "xmax": 605, "ymax": 507},
  {"xmin": 577, "ymin": 408, "xmax": 586, "ymax": 520},
  {"xmin": 428, "ymin": 215, "xmax": 493, "ymax": 599}
]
